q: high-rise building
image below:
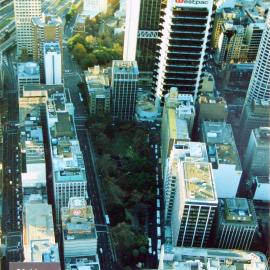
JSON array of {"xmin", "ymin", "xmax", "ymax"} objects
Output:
[
  {"xmin": 163, "ymin": 142, "xmax": 209, "ymax": 224},
  {"xmin": 32, "ymin": 14, "xmax": 63, "ymax": 82},
  {"xmin": 136, "ymin": 0, "xmax": 162, "ymax": 76},
  {"xmin": 171, "ymin": 161, "xmax": 218, "ymax": 247},
  {"xmin": 243, "ymin": 127, "xmax": 270, "ymax": 177},
  {"xmin": 239, "ymin": 99, "xmax": 270, "ymax": 151},
  {"xmin": 17, "ymin": 62, "xmax": 40, "ymax": 95},
  {"xmin": 111, "ymin": 60, "xmax": 139, "ymax": 121},
  {"xmin": 201, "ymin": 121, "xmax": 242, "ymax": 198},
  {"xmin": 215, "ymin": 23, "xmax": 245, "ymax": 66},
  {"xmin": 215, "ymin": 198, "xmax": 257, "ymax": 250},
  {"xmin": 44, "ymin": 43, "xmax": 62, "ymax": 85},
  {"xmin": 123, "ymin": 0, "xmax": 141, "ymax": 61},
  {"xmin": 245, "ymin": 14, "xmax": 270, "ymax": 103},
  {"xmin": 82, "ymin": 0, "xmax": 107, "ymax": 18},
  {"xmin": 46, "ymin": 86, "xmax": 87, "ymax": 223},
  {"xmin": 61, "ymin": 197, "xmax": 99, "ymax": 264},
  {"xmin": 152, "ymin": 0, "xmax": 214, "ymax": 107},
  {"xmin": 14, "ymin": 0, "xmax": 42, "ymax": 56},
  {"xmin": 84, "ymin": 66, "xmax": 111, "ymax": 116}
]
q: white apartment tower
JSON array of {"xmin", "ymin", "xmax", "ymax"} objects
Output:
[
  {"xmin": 14, "ymin": 0, "xmax": 42, "ymax": 56},
  {"xmin": 245, "ymin": 13, "xmax": 270, "ymax": 103},
  {"xmin": 152, "ymin": 0, "xmax": 213, "ymax": 107},
  {"xmin": 44, "ymin": 43, "xmax": 62, "ymax": 85},
  {"xmin": 123, "ymin": 0, "xmax": 141, "ymax": 61}
]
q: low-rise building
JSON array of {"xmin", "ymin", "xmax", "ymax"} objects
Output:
[
  {"xmin": 251, "ymin": 176, "xmax": 270, "ymax": 202},
  {"xmin": 23, "ymin": 199, "xmax": 59, "ymax": 262},
  {"xmin": 215, "ymin": 198, "xmax": 257, "ymax": 250},
  {"xmin": 158, "ymin": 246, "xmax": 268, "ymax": 270},
  {"xmin": 84, "ymin": 66, "xmax": 110, "ymax": 116},
  {"xmin": 161, "ymin": 88, "xmax": 195, "ymax": 174},
  {"xmin": 18, "ymin": 62, "xmax": 40, "ymax": 95},
  {"xmin": 197, "ymin": 94, "xmax": 228, "ymax": 123},
  {"xmin": 201, "ymin": 121, "xmax": 242, "ymax": 198}
]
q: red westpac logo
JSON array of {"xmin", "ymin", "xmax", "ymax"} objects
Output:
[{"xmin": 176, "ymin": 0, "xmax": 184, "ymax": 3}]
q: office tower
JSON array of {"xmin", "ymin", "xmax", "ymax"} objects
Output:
[
  {"xmin": 201, "ymin": 121, "xmax": 242, "ymax": 198},
  {"xmin": 158, "ymin": 247, "xmax": 268, "ymax": 270},
  {"xmin": 136, "ymin": 0, "xmax": 162, "ymax": 76},
  {"xmin": 244, "ymin": 127, "xmax": 270, "ymax": 177},
  {"xmin": 123, "ymin": 0, "xmax": 141, "ymax": 61},
  {"xmin": 152, "ymin": 0, "xmax": 214, "ymax": 106},
  {"xmin": 111, "ymin": 60, "xmax": 139, "ymax": 121},
  {"xmin": 23, "ymin": 200, "xmax": 59, "ymax": 262},
  {"xmin": 61, "ymin": 197, "xmax": 100, "ymax": 270},
  {"xmin": 215, "ymin": 23, "xmax": 245, "ymax": 66},
  {"xmin": 245, "ymin": 14, "xmax": 270, "ymax": 103},
  {"xmin": 245, "ymin": 22, "xmax": 265, "ymax": 62},
  {"xmin": 215, "ymin": 198, "xmax": 257, "ymax": 250},
  {"xmin": 46, "ymin": 86, "xmax": 87, "ymax": 223},
  {"xmin": 84, "ymin": 66, "xmax": 111, "ymax": 116},
  {"xmin": 17, "ymin": 62, "xmax": 40, "ymax": 94},
  {"xmin": 164, "ymin": 142, "xmax": 209, "ymax": 224},
  {"xmin": 171, "ymin": 161, "xmax": 218, "ymax": 247},
  {"xmin": 32, "ymin": 14, "xmax": 63, "ymax": 82},
  {"xmin": 82, "ymin": 0, "xmax": 107, "ymax": 18},
  {"xmin": 249, "ymin": 175, "xmax": 270, "ymax": 202},
  {"xmin": 161, "ymin": 87, "xmax": 195, "ymax": 174},
  {"xmin": 239, "ymin": 99, "xmax": 270, "ymax": 151},
  {"xmin": 14, "ymin": 0, "xmax": 42, "ymax": 56},
  {"xmin": 44, "ymin": 43, "xmax": 62, "ymax": 85}
]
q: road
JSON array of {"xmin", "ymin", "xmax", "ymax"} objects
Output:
[
  {"xmin": 63, "ymin": 22, "xmax": 116, "ymax": 270},
  {"xmin": 2, "ymin": 49, "xmax": 23, "ymax": 264}
]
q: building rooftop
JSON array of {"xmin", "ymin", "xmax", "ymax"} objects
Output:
[
  {"xmin": 253, "ymin": 127, "xmax": 270, "ymax": 146},
  {"xmin": 222, "ymin": 198, "xmax": 256, "ymax": 224},
  {"xmin": 112, "ymin": 60, "xmax": 139, "ymax": 75},
  {"xmin": 182, "ymin": 162, "xmax": 217, "ymax": 202},
  {"xmin": 159, "ymin": 246, "xmax": 268, "ymax": 270},
  {"xmin": 198, "ymin": 94, "xmax": 227, "ymax": 105},
  {"xmin": 24, "ymin": 202, "xmax": 59, "ymax": 262},
  {"xmin": 44, "ymin": 42, "xmax": 61, "ymax": 54},
  {"xmin": 61, "ymin": 197, "xmax": 97, "ymax": 241},
  {"xmin": 84, "ymin": 66, "xmax": 110, "ymax": 94},
  {"xmin": 32, "ymin": 14, "xmax": 62, "ymax": 27},
  {"xmin": 201, "ymin": 121, "xmax": 241, "ymax": 169},
  {"xmin": 18, "ymin": 62, "xmax": 40, "ymax": 78}
]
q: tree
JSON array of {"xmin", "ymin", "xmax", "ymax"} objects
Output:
[
  {"xmin": 72, "ymin": 43, "xmax": 87, "ymax": 61},
  {"xmin": 20, "ymin": 48, "xmax": 30, "ymax": 62},
  {"xmin": 97, "ymin": 154, "xmax": 117, "ymax": 176},
  {"xmin": 81, "ymin": 53, "xmax": 97, "ymax": 69}
]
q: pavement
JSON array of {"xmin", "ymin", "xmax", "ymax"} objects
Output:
[{"xmin": 63, "ymin": 22, "xmax": 116, "ymax": 270}]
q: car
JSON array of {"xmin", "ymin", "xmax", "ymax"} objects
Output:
[
  {"xmin": 157, "ymin": 217, "xmax": 160, "ymax": 225},
  {"xmin": 157, "ymin": 210, "xmax": 160, "ymax": 219},
  {"xmin": 8, "ymin": 169, "xmax": 11, "ymax": 173},
  {"xmin": 157, "ymin": 227, "xmax": 161, "ymax": 238},
  {"xmin": 148, "ymin": 247, "xmax": 152, "ymax": 254},
  {"xmin": 99, "ymin": 248, "xmax": 103, "ymax": 254},
  {"xmin": 155, "ymin": 155, "xmax": 158, "ymax": 159},
  {"xmin": 157, "ymin": 199, "xmax": 160, "ymax": 209},
  {"xmin": 9, "ymin": 181, "xmax": 13, "ymax": 185},
  {"xmin": 157, "ymin": 188, "xmax": 160, "ymax": 196},
  {"xmin": 155, "ymin": 144, "xmax": 158, "ymax": 149}
]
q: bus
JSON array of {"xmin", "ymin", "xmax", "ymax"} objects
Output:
[
  {"xmin": 79, "ymin": 92, "xmax": 84, "ymax": 102},
  {"xmin": 105, "ymin": 214, "xmax": 110, "ymax": 225},
  {"xmin": 157, "ymin": 227, "xmax": 161, "ymax": 238}
]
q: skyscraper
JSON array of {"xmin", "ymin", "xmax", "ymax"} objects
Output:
[
  {"xmin": 152, "ymin": 0, "xmax": 214, "ymax": 107},
  {"xmin": 111, "ymin": 60, "xmax": 139, "ymax": 121},
  {"xmin": 44, "ymin": 43, "xmax": 62, "ymax": 85},
  {"xmin": 136, "ymin": 0, "xmax": 162, "ymax": 74},
  {"xmin": 123, "ymin": 0, "xmax": 141, "ymax": 61},
  {"xmin": 14, "ymin": 0, "xmax": 42, "ymax": 56},
  {"xmin": 32, "ymin": 14, "xmax": 63, "ymax": 82},
  {"xmin": 245, "ymin": 14, "xmax": 270, "ymax": 103}
]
